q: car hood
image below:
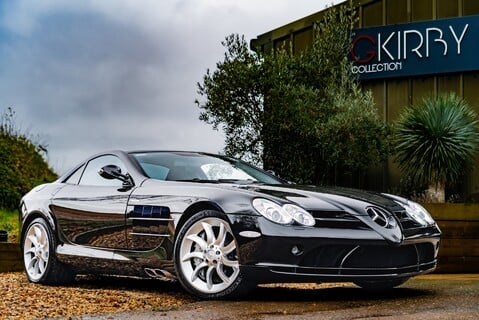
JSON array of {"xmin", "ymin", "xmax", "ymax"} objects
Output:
[
  {"xmin": 138, "ymin": 179, "xmax": 404, "ymax": 214},
  {"xmin": 234, "ymin": 183, "xmax": 404, "ymax": 213}
]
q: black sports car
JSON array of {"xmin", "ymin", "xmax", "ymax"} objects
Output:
[{"xmin": 20, "ymin": 150, "xmax": 441, "ymax": 298}]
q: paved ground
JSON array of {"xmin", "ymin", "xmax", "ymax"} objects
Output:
[{"xmin": 77, "ymin": 274, "xmax": 479, "ymax": 320}]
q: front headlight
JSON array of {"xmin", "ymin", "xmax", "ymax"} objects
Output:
[
  {"xmin": 283, "ymin": 204, "xmax": 316, "ymax": 226},
  {"xmin": 252, "ymin": 198, "xmax": 293, "ymax": 224},
  {"xmin": 403, "ymin": 200, "xmax": 435, "ymax": 226},
  {"xmin": 252, "ymin": 198, "xmax": 315, "ymax": 226}
]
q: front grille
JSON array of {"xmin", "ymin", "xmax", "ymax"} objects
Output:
[
  {"xmin": 308, "ymin": 211, "xmax": 370, "ymax": 229},
  {"xmin": 300, "ymin": 243, "xmax": 436, "ymax": 270},
  {"xmin": 393, "ymin": 210, "xmax": 423, "ymax": 230},
  {"xmin": 342, "ymin": 245, "xmax": 417, "ymax": 268},
  {"xmin": 300, "ymin": 245, "xmax": 358, "ymax": 268}
]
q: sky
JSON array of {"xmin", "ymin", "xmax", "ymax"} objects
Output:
[{"xmin": 0, "ymin": 0, "xmax": 343, "ymax": 174}]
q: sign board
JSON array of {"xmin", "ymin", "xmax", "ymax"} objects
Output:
[{"xmin": 350, "ymin": 15, "xmax": 479, "ymax": 80}]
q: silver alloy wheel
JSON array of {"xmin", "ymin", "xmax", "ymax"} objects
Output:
[
  {"xmin": 179, "ymin": 217, "xmax": 240, "ymax": 294},
  {"xmin": 23, "ymin": 222, "xmax": 50, "ymax": 281}
]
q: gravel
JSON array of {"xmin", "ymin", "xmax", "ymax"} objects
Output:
[
  {"xmin": 0, "ymin": 272, "xmax": 194, "ymax": 320},
  {"xmin": 0, "ymin": 272, "xmax": 347, "ymax": 320},
  {"xmin": 2, "ymin": 272, "xmax": 478, "ymax": 320}
]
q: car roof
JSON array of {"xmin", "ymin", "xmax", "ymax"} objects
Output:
[{"xmin": 57, "ymin": 150, "xmax": 230, "ymax": 183}]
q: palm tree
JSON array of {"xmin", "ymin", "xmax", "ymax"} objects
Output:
[{"xmin": 394, "ymin": 93, "xmax": 479, "ymax": 203}]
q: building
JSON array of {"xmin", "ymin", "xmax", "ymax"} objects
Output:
[{"xmin": 251, "ymin": 0, "xmax": 479, "ymax": 199}]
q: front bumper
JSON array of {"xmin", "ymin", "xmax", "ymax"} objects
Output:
[{"xmin": 228, "ymin": 214, "xmax": 441, "ymax": 283}]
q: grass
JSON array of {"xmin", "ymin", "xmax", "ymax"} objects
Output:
[{"xmin": 0, "ymin": 209, "xmax": 19, "ymax": 243}]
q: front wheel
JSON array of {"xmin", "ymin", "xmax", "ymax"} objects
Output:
[
  {"xmin": 22, "ymin": 217, "xmax": 74, "ymax": 284},
  {"xmin": 354, "ymin": 278, "xmax": 409, "ymax": 290},
  {"xmin": 174, "ymin": 210, "xmax": 252, "ymax": 299}
]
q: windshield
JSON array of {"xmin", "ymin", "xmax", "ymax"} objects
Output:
[{"xmin": 130, "ymin": 151, "xmax": 283, "ymax": 184}]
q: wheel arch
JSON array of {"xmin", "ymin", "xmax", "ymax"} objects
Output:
[
  {"xmin": 20, "ymin": 206, "xmax": 57, "ymax": 244},
  {"xmin": 175, "ymin": 201, "xmax": 226, "ymax": 239}
]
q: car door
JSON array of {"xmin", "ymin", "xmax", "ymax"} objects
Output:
[{"xmin": 51, "ymin": 154, "xmax": 132, "ymax": 250}]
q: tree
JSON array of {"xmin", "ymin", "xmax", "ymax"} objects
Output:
[
  {"xmin": 0, "ymin": 108, "xmax": 57, "ymax": 210},
  {"xmin": 195, "ymin": 34, "xmax": 264, "ymax": 164},
  {"xmin": 196, "ymin": 1, "xmax": 390, "ymax": 186},
  {"xmin": 394, "ymin": 93, "xmax": 479, "ymax": 203}
]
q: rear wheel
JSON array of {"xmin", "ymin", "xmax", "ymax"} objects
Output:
[
  {"xmin": 174, "ymin": 210, "xmax": 252, "ymax": 299},
  {"xmin": 22, "ymin": 218, "xmax": 74, "ymax": 284},
  {"xmin": 354, "ymin": 278, "xmax": 409, "ymax": 290}
]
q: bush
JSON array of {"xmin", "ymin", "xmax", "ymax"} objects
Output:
[
  {"xmin": 394, "ymin": 93, "xmax": 479, "ymax": 202},
  {"xmin": 0, "ymin": 209, "xmax": 19, "ymax": 242},
  {"xmin": 0, "ymin": 108, "xmax": 57, "ymax": 210}
]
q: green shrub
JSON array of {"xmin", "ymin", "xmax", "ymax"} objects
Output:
[
  {"xmin": 0, "ymin": 108, "xmax": 57, "ymax": 210},
  {"xmin": 0, "ymin": 209, "xmax": 19, "ymax": 242},
  {"xmin": 394, "ymin": 93, "xmax": 479, "ymax": 202}
]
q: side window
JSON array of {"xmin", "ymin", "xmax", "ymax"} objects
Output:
[
  {"xmin": 64, "ymin": 164, "xmax": 85, "ymax": 185},
  {"xmin": 79, "ymin": 155, "xmax": 128, "ymax": 187}
]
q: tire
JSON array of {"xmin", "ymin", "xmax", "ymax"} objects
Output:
[
  {"xmin": 174, "ymin": 210, "xmax": 252, "ymax": 299},
  {"xmin": 354, "ymin": 278, "xmax": 409, "ymax": 290},
  {"xmin": 22, "ymin": 217, "xmax": 74, "ymax": 285}
]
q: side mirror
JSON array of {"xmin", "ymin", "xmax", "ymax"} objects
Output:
[
  {"xmin": 98, "ymin": 165, "xmax": 134, "ymax": 188},
  {"xmin": 99, "ymin": 164, "xmax": 123, "ymax": 180},
  {"xmin": 267, "ymin": 170, "xmax": 277, "ymax": 176}
]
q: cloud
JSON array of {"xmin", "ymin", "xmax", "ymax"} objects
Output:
[{"xmin": 0, "ymin": 0, "xmax": 341, "ymax": 174}]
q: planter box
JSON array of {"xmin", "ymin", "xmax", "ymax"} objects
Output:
[
  {"xmin": 0, "ymin": 243, "xmax": 22, "ymax": 273},
  {"xmin": 423, "ymin": 203, "xmax": 479, "ymax": 273}
]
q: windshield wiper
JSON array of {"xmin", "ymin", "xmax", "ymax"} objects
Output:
[
  {"xmin": 173, "ymin": 178, "xmax": 258, "ymax": 184},
  {"xmin": 217, "ymin": 179, "xmax": 257, "ymax": 184},
  {"xmin": 173, "ymin": 179, "xmax": 218, "ymax": 183}
]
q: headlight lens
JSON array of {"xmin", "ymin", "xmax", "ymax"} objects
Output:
[
  {"xmin": 252, "ymin": 198, "xmax": 315, "ymax": 226},
  {"xmin": 283, "ymin": 204, "xmax": 316, "ymax": 226},
  {"xmin": 403, "ymin": 200, "xmax": 435, "ymax": 226},
  {"xmin": 252, "ymin": 198, "xmax": 293, "ymax": 224}
]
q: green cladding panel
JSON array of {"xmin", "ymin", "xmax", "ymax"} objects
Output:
[
  {"xmin": 464, "ymin": 73, "xmax": 479, "ymax": 108},
  {"xmin": 412, "ymin": 77, "xmax": 435, "ymax": 105},
  {"xmin": 437, "ymin": 0, "xmax": 458, "ymax": 18},
  {"xmin": 362, "ymin": 1, "xmax": 384, "ymax": 27},
  {"xmin": 293, "ymin": 28, "xmax": 313, "ymax": 54},
  {"xmin": 437, "ymin": 75, "xmax": 461, "ymax": 95},
  {"xmin": 412, "ymin": 0, "xmax": 433, "ymax": 21},
  {"xmin": 464, "ymin": 73, "xmax": 479, "ymax": 196},
  {"xmin": 386, "ymin": 79, "xmax": 410, "ymax": 122},
  {"xmin": 386, "ymin": 0, "xmax": 408, "ymax": 24},
  {"xmin": 464, "ymin": 0, "xmax": 479, "ymax": 16}
]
